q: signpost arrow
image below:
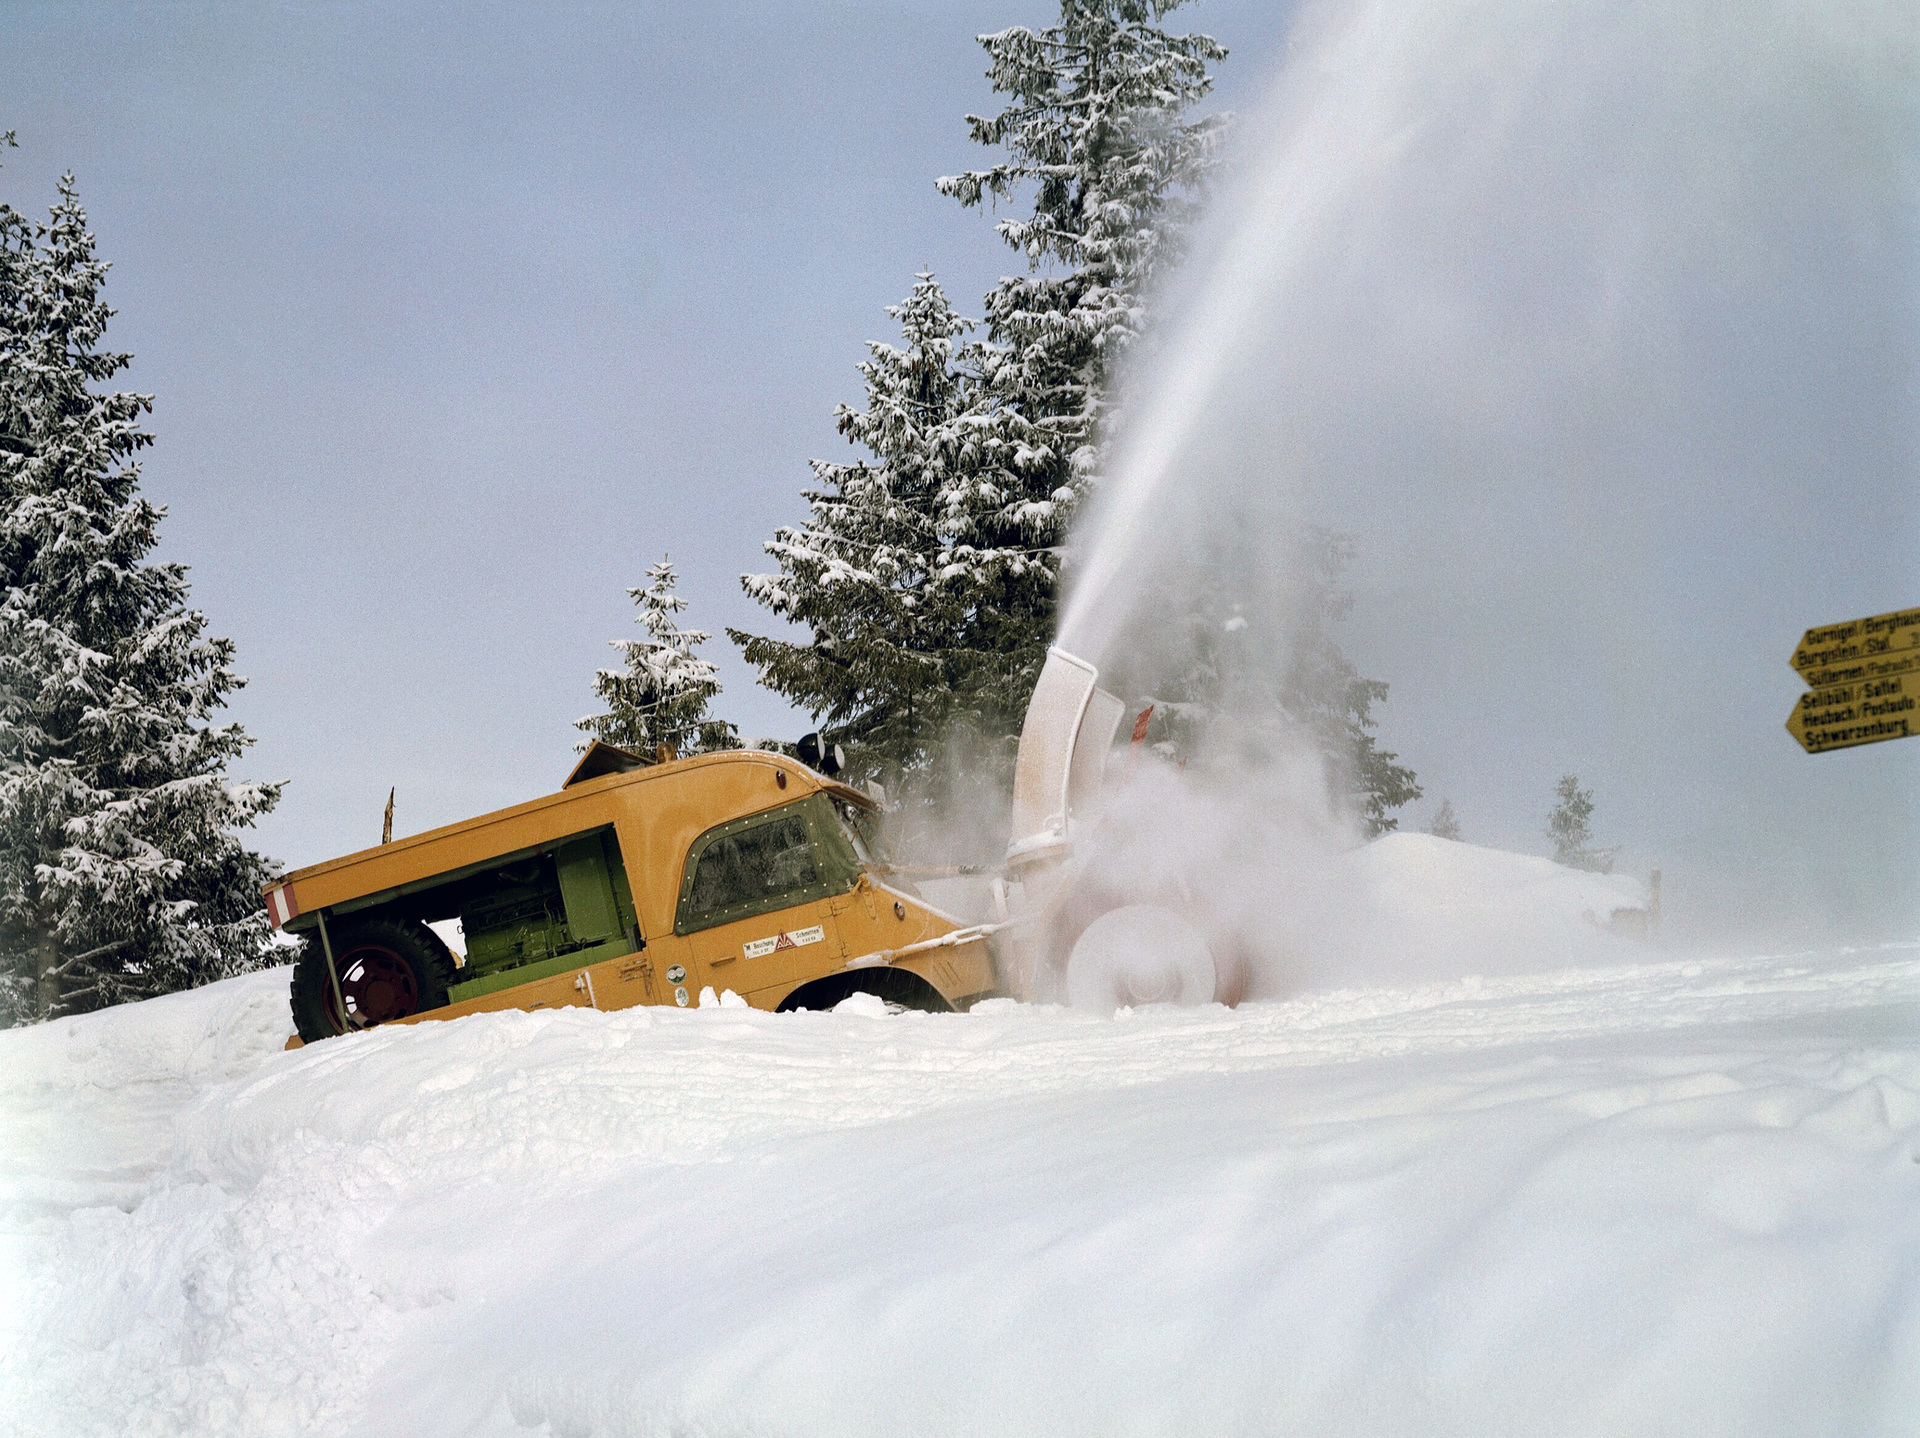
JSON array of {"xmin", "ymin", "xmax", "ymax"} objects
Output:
[
  {"xmin": 1785, "ymin": 672, "xmax": 1918, "ymax": 754},
  {"xmin": 1797, "ymin": 649, "xmax": 1920, "ymax": 690},
  {"xmin": 1791, "ymin": 604, "xmax": 1920, "ymax": 683}
]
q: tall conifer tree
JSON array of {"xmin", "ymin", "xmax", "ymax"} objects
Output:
[
  {"xmin": 933, "ymin": 5, "xmax": 1418, "ymax": 834},
  {"xmin": 740, "ymin": 4, "xmax": 1417, "ymax": 836},
  {"xmin": 0, "ymin": 172, "xmax": 281, "ymax": 1024},
  {"xmin": 734, "ymin": 274, "xmax": 977, "ymax": 785},
  {"xmin": 933, "ymin": 0, "xmax": 1227, "ymax": 724}
]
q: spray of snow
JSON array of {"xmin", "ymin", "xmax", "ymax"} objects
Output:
[
  {"xmin": 1049, "ymin": 0, "xmax": 1916, "ymax": 963},
  {"xmin": 1064, "ymin": 0, "xmax": 1915, "ymax": 664}
]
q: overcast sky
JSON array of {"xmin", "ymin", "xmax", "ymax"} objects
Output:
[{"xmin": 2, "ymin": 1, "xmax": 1914, "ymax": 946}]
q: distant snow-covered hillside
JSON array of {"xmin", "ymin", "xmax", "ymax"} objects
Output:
[{"xmin": 1329, "ymin": 831, "xmax": 1653, "ymax": 982}]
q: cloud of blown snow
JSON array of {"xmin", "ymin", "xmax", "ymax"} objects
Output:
[
  {"xmin": 1064, "ymin": 750, "xmax": 1652, "ymax": 1000},
  {"xmin": 1057, "ymin": 0, "xmax": 1919, "ymax": 951}
]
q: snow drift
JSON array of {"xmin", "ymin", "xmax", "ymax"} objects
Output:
[{"xmin": 1, "ymin": 839, "xmax": 1916, "ymax": 1437}]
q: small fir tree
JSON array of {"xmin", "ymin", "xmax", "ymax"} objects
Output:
[
  {"xmin": 933, "ymin": 0, "xmax": 1227, "ymax": 730},
  {"xmin": 1426, "ymin": 799, "xmax": 1461, "ymax": 840},
  {"xmin": 1547, "ymin": 773, "xmax": 1616, "ymax": 872},
  {"xmin": 733, "ymin": 275, "xmax": 974, "ymax": 787},
  {"xmin": 578, "ymin": 556, "xmax": 737, "ymax": 758},
  {"xmin": 0, "ymin": 172, "xmax": 281, "ymax": 1024}
]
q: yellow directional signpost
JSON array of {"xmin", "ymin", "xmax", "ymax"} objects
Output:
[{"xmin": 1787, "ymin": 605, "xmax": 1920, "ymax": 754}]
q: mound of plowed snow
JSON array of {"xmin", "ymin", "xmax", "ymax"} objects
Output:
[
  {"xmin": 2, "ymin": 869, "xmax": 1916, "ymax": 1436},
  {"xmin": 1329, "ymin": 832, "xmax": 1651, "ymax": 982}
]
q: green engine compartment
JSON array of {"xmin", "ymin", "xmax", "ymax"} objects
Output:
[
  {"xmin": 447, "ymin": 830, "xmax": 640, "ymax": 1002},
  {"xmin": 295, "ymin": 825, "xmax": 643, "ymax": 1005}
]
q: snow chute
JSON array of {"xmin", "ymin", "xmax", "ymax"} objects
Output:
[{"xmin": 1001, "ymin": 647, "xmax": 1222, "ymax": 1009}]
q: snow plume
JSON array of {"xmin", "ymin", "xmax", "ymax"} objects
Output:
[
  {"xmin": 1071, "ymin": 748, "xmax": 1648, "ymax": 999},
  {"xmin": 869, "ymin": 718, "xmax": 1020, "ymax": 926},
  {"xmin": 1070, "ymin": 740, "xmax": 1356, "ymax": 999},
  {"xmin": 1056, "ymin": 0, "xmax": 1918, "ymax": 945},
  {"xmin": 878, "ymin": 720, "xmax": 1012, "ymax": 861}
]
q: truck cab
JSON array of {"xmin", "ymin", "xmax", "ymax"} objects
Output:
[{"xmin": 268, "ymin": 744, "xmax": 996, "ymax": 1042}]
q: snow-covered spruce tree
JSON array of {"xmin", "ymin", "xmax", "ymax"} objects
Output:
[
  {"xmin": 1547, "ymin": 773, "xmax": 1616, "ymax": 873},
  {"xmin": 733, "ymin": 274, "xmax": 977, "ymax": 788},
  {"xmin": 934, "ymin": 0, "xmax": 1227, "ymax": 729},
  {"xmin": 1118, "ymin": 528, "xmax": 1421, "ymax": 837},
  {"xmin": 933, "ymin": 7, "xmax": 1420, "ymax": 832},
  {"xmin": 578, "ymin": 556, "xmax": 737, "ymax": 759},
  {"xmin": 0, "ymin": 135, "xmax": 32, "ymax": 456},
  {"xmin": 0, "ymin": 173, "xmax": 281, "ymax": 1025},
  {"xmin": 1426, "ymin": 798, "xmax": 1462, "ymax": 841},
  {"xmin": 1283, "ymin": 530, "xmax": 1421, "ymax": 837}
]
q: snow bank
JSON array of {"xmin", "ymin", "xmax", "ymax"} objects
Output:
[
  {"xmin": 0, "ymin": 966, "xmax": 291, "ymax": 1103},
  {"xmin": 1074, "ymin": 766, "xmax": 1654, "ymax": 997},
  {"xmin": 1325, "ymin": 832, "xmax": 1652, "ymax": 983},
  {"xmin": 3, "ymin": 935, "xmax": 1918, "ymax": 1436},
  {"xmin": 0, "ymin": 967, "xmax": 292, "ymax": 1238}
]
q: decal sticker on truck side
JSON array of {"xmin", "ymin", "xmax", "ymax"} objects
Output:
[{"xmin": 743, "ymin": 924, "xmax": 825, "ymax": 959}]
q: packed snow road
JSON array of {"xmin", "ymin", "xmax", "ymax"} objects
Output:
[{"xmin": 3, "ymin": 939, "xmax": 1918, "ymax": 1437}]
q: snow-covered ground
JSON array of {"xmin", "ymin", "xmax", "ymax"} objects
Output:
[{"xmin": 3, "ymin": 842, "xmax": 1918, "ymax": 1437}]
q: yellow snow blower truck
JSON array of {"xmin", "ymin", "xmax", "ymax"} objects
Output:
[{"xmin": 267, "ymin": 741, "xmax": 997, "ymax": 1042}]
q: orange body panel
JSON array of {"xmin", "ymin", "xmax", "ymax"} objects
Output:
[{"xmin": 274, "ymin": 751, "xmax": 996, "ymax": 1032}]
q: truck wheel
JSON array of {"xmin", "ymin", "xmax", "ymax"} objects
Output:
[
  {"xmin": 776, "ymin": 968, "xmax": 954, "ymax": 1014},
  {"xmin": 289, "ymin": 916, "xmax": 454, "ymax": 1041}
]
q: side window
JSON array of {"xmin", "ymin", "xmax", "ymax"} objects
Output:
[
  {"xmin": 675, "ymin": 797, "xmax": 861, "ymax": 935},
  {"xmin": 689, "ymin": 814, "xmax": 817, "ymax": 915}
]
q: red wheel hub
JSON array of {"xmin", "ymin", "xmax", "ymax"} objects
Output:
[{"xmin": 322, "ymin": 944, "xmax": 419, "ymax": 1031}]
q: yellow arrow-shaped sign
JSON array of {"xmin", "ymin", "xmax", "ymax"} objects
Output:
[
  {"xmin": 1791, "ymin": 605, "xmax": 1920, "ymax": 682},
  {"xmin": 1786, "ymin": 673, "xmax": 1918, "ymax": 754}
]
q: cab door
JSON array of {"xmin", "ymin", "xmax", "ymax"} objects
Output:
[
  {"xmin": 671, "ymin": 797, "xmax": 857, "ymax": 1005},
  {"xmin": 682, "ymin": 905, "xmax": 840, "ymax": 1004}
]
